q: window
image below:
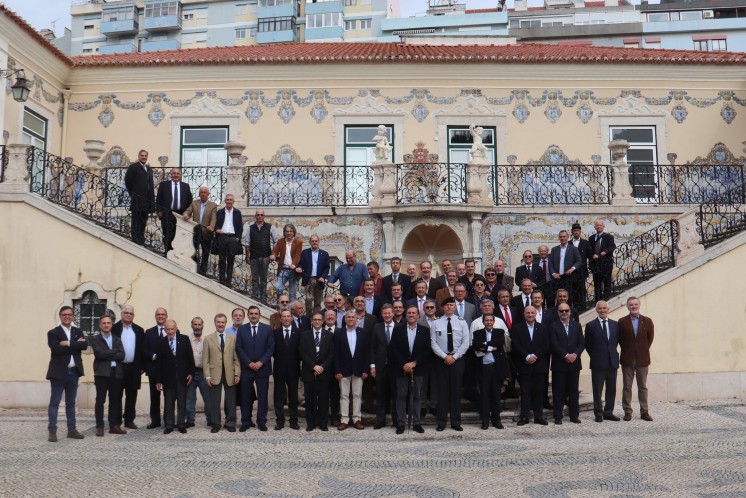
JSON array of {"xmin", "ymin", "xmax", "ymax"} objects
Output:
[
  {"xmin": 259, "ymin": 0, "xmax": 294, "ymax": 6},
  {"xmin": 344, "ymin": 125, "xmax": 393, "ymax": 205},
  {"xmin": 74, "ymin": 291, "xmax": 109, "ymax": 337},
  {"xmin": 259, "ymin": 16, "xmax": 296, "ymax": 32},
  {"xmin": 250, "ymin": 28, "xmax": 257, "ymax": 37},
  {"xmin": 145, "ymin": 1, "xmax": 180, "ymax": 18},
  {"xmin": 307, "ymin": 13, "xmax": 342, "ymax": 28},
  {"xmin": 624, "ymin": 41, "xmax": 640, "ymax": 48},
  {"xmin": 235, "ymin": 28, "xmax": 247, "ymax": 39},
  {"xmin": 84, "ymin": 24, "xmax": 94, "ymax": 30},
  {"xmin": 447, "ymin": 126, "xmax": 495, "ymax": 165},
  {"xmin": 680, "ymin": 11, "xmax": 703, "ymax": 20},
  {"xmin": 693, "ymin": 39, "xmax": 708, "ymax": 51},
  {"xmin": 645, "ymin": 41, "xmax": 661, "ymax": 49},
  {"xmin": 344, "ymin": 0, "xmax": 356, "ymax": 5},
  {"xmin": 610, "ymin": 126, "xmax": 658, "ymax": 202},
  {"xmin": 693, "ymin": 38, "xmax": 726, "ymax": 51},
  {"xmin": 82, "ymin": 48, "xmax": 93, "ymax": 53},
  {"xmin": 22, "ymin": 108, "xmax": 48, "ymax": 187},
  {"xmin": 711, "ymin": 39, "xmax": 727, "ymax": 51},
  {"xmin": 183, "ymin": 12, "xmax": 194, "ymax": 20},
  {"xmin": 181, "ymin": 127, "xmax": 229, "ymax": 200},
  {"xmin": 102, "ymin": 6, "xmax": 136, "ymax": 22},
  {"xmin": 646, "ymin": 12, "xmax": 669, "ymax": 22},
  {"xmin": 344, "ymin": 20, "xmax": 357, "ymax": 30},
  {"xmin": 235, "ymin": 3, "xmax": 248, "ymax": 15},
  {"xmin": 359, "ymin": 18, "xmax": 371, "ymax": 29}
]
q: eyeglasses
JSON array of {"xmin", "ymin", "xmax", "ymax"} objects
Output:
[
  {"xmin": 524, "ymin": 255, "xmax": 533, "ymax": 259},
  {"xmin": 255, "ymin": 213, "xmax": 264, "ymax": 217},
  {"xmin": 559, "ymin": 310, "xmax": 571, "ymax": 313},
  {"xmin": 485, "ymin": 273, "xmax": 496, "ymax": 276},
  {"xmin": 424, "ymin": 306, "xmax": 435, "ymax": 309},
  {"xmin": 279, "ymin": 301, "xmax": 289, "ymax": 304}
]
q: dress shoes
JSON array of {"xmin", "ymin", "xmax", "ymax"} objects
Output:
[
  {"xmin": 48, "ymin": 431, "xmax": 57, "ymax": 442},
  {"xmin": 246, "ymin": 421, "xmax": 256, "ymax": 428},
  {"xmin": 451, "ymin": 425, "xmax": 463, "ymax": 432},
  {"xmin": 623, "ymin": 412, "xmax": 632, "ymax": 421},
  {"xmin": 331, "ymin": 418, "xmax": 341, "ymax": 428},
  {"xmin": 257, "ymin": 424, "xmax": 268, "ymax": 432},
  {"xmin": 595, "ymin": 415, "xmax": 603, "ymax": 422},
  {"xmin": 146, "ymin": 422, "xmax": 161, "ymax": 429},
  {"xmin": 178, "ymin": 428, "xmax": 187, "ymax": 434},
  {"xmin": 185, "ymin": 421, "xmax": 195, "ymax": 428},
  {"xmin": 554, "ymin": 419, "xmax": 563, "ymax": 425},
  {"xmin": 319, "ymin": 426, "xmax": 328, "ymax": 431},
  {"xmin": 124, "ymin": 422, "xmax": 138, "ymax": 430},
  {"xmin": 603, "ymin": 414, "xmax": 621, "ymax": 421},
  {"xmin": 534, "ymin": 419, "xmax": 548, "ymax": 426},
  {"xmin": 67, "ymin": 430, "xmax": 85, "ymax": 439},
  {"xmin": 163, "ymin": 428, "xmax": 174, "ymax": 434},
  {"xmin": 493, "ymin": 421, "xmax": 505, "ymax": 429},
  {"xmin": 373, "ymin": 422, "xmax": 384, "ymax": 430},
  {"xmin": 481, "ymin": 422, "xmax": 489, "ymax": 430},
  {"xmin": 353, "ymin": 421, "xmax": 365, "ymax": 430},
  {"xmin": 289, "ymin": 422, "xmax": 300, "ymax": 430},
  {"xmin": 306, "ymin": 426, "xmax": 315, "ymax": 432},
  {"xmin": 239, "ymin": 425, "xmax": 249, "ymax": 432},
  {"xmin": 337, "ymin": 423, "xmax": 348, "ymax": 431},
  {"xmin": 413, "ymin": 425, "xmax": 424, "ymax": 434},
  {"xmin": 436, "ymin": 425, "xmax": 446, "ymax": 432},
  {"xmin": 396, "ymin": 425, "xmax": 405, "ymax": 435},
  {"xmin": 274, "ymin": 423, "xmax": 284, "ymax": 431},
  {"xmin": 109, "ymin": 426, "xmax": 127, "ymax": 435},
  {"xmin": 517, "ymin": 419, "xmax": 528, "ymax": 426},
  {"xmin": 641, "ymin": 412, "xmax": 653, "ymax": 421},
  {"xmin": 211, "ymin": 426, "xmax": 220, "ymax": 433},
  {"xmin": 570, "ymin": 418, "xmax": 581, "ymax": 424},
  {"xmin": 96, "ymin": 427, "xmax": 104, "ymax": 437},
  {"xmin": 225, "ymin": 426, "xmax": 236, "ymax": 432}
]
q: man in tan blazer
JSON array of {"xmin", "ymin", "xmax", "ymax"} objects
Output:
[
  {"xmin": 618, "ymin": 296, "xmax": 654, "ymax": 422},
  {"xmin": 270, "ymin": 223, "xmax": 303, "ymax": 301},
  {"xmin": 182, "ymin": 186, "xmax": 218, "ymax": 275},
  {"xmin": 203, "ymin": 313, "xmax": 241, "ymax": 433},
  {"xmin": 435, "ymin": 270, "xmax": 458, "ymax": 310}
]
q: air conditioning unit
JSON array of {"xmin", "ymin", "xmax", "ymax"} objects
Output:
[{"xmin": 703, "ymin": 10, "xmax": 714, "ymax": 18}]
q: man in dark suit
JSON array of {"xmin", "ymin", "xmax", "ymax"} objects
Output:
[
  {"xmin": 296, "ymin": 234, "xmax": 330, "ymax": 314},
  {"xmin": 549, "ymin": 304, "xmax": 585, "ymax": 424},
  {"xmin": 618, "ymin": 296, "xmax": 654, "ymax": 422},
  {"xmin": 141, "ymin": 307, "xmax": 168, "ymax": 429},
  {"xmin": 511, "ymin": 306, "xmax": 550, "ymax": 425},
  {"xmin": 214, "ymin": 194, "xmax": 243, "ymax": 287},
  {"xmin": 272, "ymin": 310, "xmax": 301, "ymax": 430},
  {"xmin": 383, "ymin": 282, "xmax": 407, "ymax": 307},
  {"xmin": 236, "ymin": 306, "xmax": 275, "ymax": 431},
  {"xmin": 535, "ymin": 245, "xmax": 556, "ymax": 307},
  {"xmin": 492, "ymin": 260, "xmax": 515, "ymax": 295},
  {"xmin": 543, "ymin": 288, "xmax": 580, "ymax": 326},
  {"xmin": 390, "ymin": 305, "xmax": 431, "ymax": 434},
  {"xmin": 46, "ymin": 306, "xmax": 88, "ymax": 442},
  {"xmin": 588, "ymin": 220, "xmax": 617, "ymax": 303},
  {"xmin": 584, "ymin": 300, "xmax": 621, "ymax": 422},
  {"xmin": 361, "ymin": 278, "xmax": 383, "ymax": 320},
  {"xmin": 407, "ymin": 280, "xmax": 430, "ymax": 318},
  {"xmin": 91, "ymin": 314, "xmax": 126, "ymax": 437},
  {"xmin": 381, "ymin": 257, "xmax": 412, "ymax": 301},
  {"xmin": 511, "ymin": 278, "xmax": 535, "ymax": 319},
  {"xmin": 570, "ymin": 223, "xmax": 591, "ymax": 307},
  {"xmin": 111, "ymin": 304, "xmax": 145, "ymax": 430},
  {"xmin": 290, "ymin": 300, "xmax": 311, "ymax": 331},
  {"xmin": 457, "ymin": 259, "xmax": 483, "ymax": 295},
  {"xmin": 549, "ymin": 230, "xmax": 585, "ymax": 305},
  {"xmin": 472, "ymin": 313, "xmax": 510, "ymax": 430},
  {"xmin": 155, "ymin": 167, "xmax": 193, "ymax": 255},
  {"xmin": 124, "ymin": 149, "xmax": 155, "ymax": 245},
  {"xmin": 300, "ymin": 311, "xmax": 335, "ymax": 431},
  {"xmin": 435, "ymin": 259, "xmax": 454, "ymax": 289},
  {"xmin": 369, "ymin": 304, "xmax": 398, "ymax": 429},
  {"xmin": 495, "ymin": 289, "xmax": 518, "ymax": 332},
  {"xmin": 334, "ymin": 311, "xmax": 369, "ymax": 430},
  {"xmin": 419, "ymin": 261, "xmax": 443, "ymax": 300},
  {"xmin": 155, "ymin": 320, "xmax": 195, "ymax": 434},
  {"xmin": 514, "ymin": 250, "xmax": 542, "ymax": 288}
]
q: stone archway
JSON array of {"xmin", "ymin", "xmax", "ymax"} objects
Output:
[{"xmin": 401, "ymin": 224, "xmax": 464, "ymax": 277}]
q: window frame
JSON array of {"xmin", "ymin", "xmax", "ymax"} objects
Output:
[{"xmin": 609, "ymin": 125, "xmax": 659, "ymax": 203}]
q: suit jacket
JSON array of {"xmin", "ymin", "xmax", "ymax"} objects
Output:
[
  {"xmin": 434, "ymin": 287, "xmax": 454, "ymax": 308},
  {"xmin": 571, "ymin": 238, "xmax": 591, "ymax": 276},
  {"xmin": 183, "ymin": 199, "xmax": 218, "ymax": 230},
  {"xmin": 369, "ymin": 321, "xmax": 396, "ymax": 373},
  {"xmin": 422, "ymin": 278, "xmax": 443, "ymax": 300},
  {"xmin": 202, "ymin": 332, "xmax": 240, "ymax": 386},
  {"xmin": 549, "ymin": 320, "xmax": 585, "ymax": 372},
  {"xmin": 549, "ymin": 244, "xmax": 585, "ymax": 275},
  {"xmin": 155, "ymin": 334, "xmax": 195, "ymax": 389},
  {"xmin": 515, "ymin": 262, "xmax": 543, "ymax": 286},
  {"xmin": 236, "ymin": 322, "xmax": 274, "ymax": 377},
  {"xmin": 587, "ymin": 232, "xmax": 617, "ymax": 272},
  {"xmin": 467, "ymin": 293, "xmax": 494, "ymax": 312},
  {"xmin": 584, "ymin": 318, "xmax": 620, "ymax": 371},
  {"xmin": 534, "ymin": 258, "xmax": 556, "ymax": 286},
  {"xmin": 292, "ymin": 314, "xmax": 311, "ymax": 332},
  {"xmin": 495, "ymin": 304, "xmax": 519, "ymax": 332},
  {"xmin": 155, "ymin": 179, "xmax": 193, "ymax": 215},
  {"xmin": 271, "ymin": 236, "xmax": 303, "ymax": 273},
  {"xmin": 112, "ymin": 320, "xmax": 146, "ymax": 375},
  {"xmin": 298, "ymin": 247, "xmax": 331, "ymax": 285},
  {"xmin": 272, "ymin": 325, "xmax": 301, "ymax": 379},
  {"xmin": 618, "ymin": 314, "xmax": 654, "ymax": 367},
  {"xmin": 215, "ymin": 208, "xmax": 244, "ymax": 240},
  {"xmin": 299, "ymin": 328, "xmax": 335, "ymax": 382},
  {"xmin": 355, "ymin": 312, "xmax": 377, "ymax": 336},
  {"xmin": 453, "ymin": 300, "xmax": 477, "ymax": 326},
  {"xmin": 543, "ymin": 306, "xmax": 580, "ymax": 326},
  {"xmin": 124, "ymin": 162, "xmax": 155, "ymax": 213},
  {"xmin": 472, "ymin": 327, "xmax": 510, "ymax": 382},
  {"xmin": 510, "ymin": 321, "xmax": 550, "ymax": 374},
  {"xmin": 46, "ymin": 325, "xmax": 87, "ymax": 380},
  {"xmin": 457, "ymin": 273, "xmax": 484, "ymax": 295},
  {"xmin": 511, "ymin": 293, "xmax": 533, "ymax": 317},
  {"xmin": 362, "ymin": 296, "xmax": 383, "ymax": 320},
  {"xmin": 333, "ymin": 327, "xmax": 369, "ymax": 378},
  {"xmin": 91, "ymin": 333, "xmax": 125, "ymax": 378},
  {"xmin": 381, "ymin": 273, "xmax": 412, "ymax": 301},
  {"xmin": 142, "ymin": 324, "xmax": 165, "ymax": 377},
  {"xmin": 390, "ymin": 323, "xmax": 431, "ymax": 377}
]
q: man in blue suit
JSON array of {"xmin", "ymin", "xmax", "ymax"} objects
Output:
[
  {"xmin": 334, "ymin": 311, "xmax": 369, "ymax": 430},
  {"xmin": 295, "ymin": 234, "xmax": 330, "ymax": 314},
  {"xmin": 584, "ymin": 300, "xmax": 621, "ymax": 422},
  {"xmin": 549, "ymin": 230, "xmax": 585, "ymax": 306},
  {"xmin": 236, "ymin": 306, "xmax": 275, "ymax": 431},
  {"xmin": 214, "ymin": 194, "xmax": 243, "ymax": 287}
]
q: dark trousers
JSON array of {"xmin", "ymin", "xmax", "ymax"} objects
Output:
[
  {"xmin": 163, "ymin": 382, "xmax": 188, "ymax": 429},
  {"xmin": 48, "ymin": 369, "xmax": 79, "ymax": 432},
  {"xmin": 593, "ymin": 268, "xmax": 613, "ymax": 302},
  {"xmin": 422, "ymin": 353, "xmax": 439, "ymax": 410},
  {"xmin": 241, "ymin": 373, "xmax": 269, "ymax": 425},
  {"xmin": 94, "ymin": 373, "xmax": 123, "ymax": 428},
  {"xmin": 572, "ymin": 274, "xmax": 588, "ymax": 309},
  {"xmin": 479, "ymin": 363, "xmax": 502, "ymax": 423},
  {"xmin": 161, "ymin": 211, "xmax": 177, "ymax": 253},
  {"xmin": 193, "ymin": 227, "xmax": 212, "ymax": 274},
  {"xmin": 591, "ymin": 368, "xmax": 618, "ymax": 417},
  {"xmin": 147, "ymin": 374, "xmax": 164, "ymax": 425},
  {"xmin": 436, "ymin": 358, "xmax": 465, "ymax": 426},
  {"xmin": 552, "ymin": 369, "xmax": 580, "ymax": 421},
  {"xmin": 249, "ymin": 257, "xmax": 270, "ymax": 302},
  {"xmin": 274, "ymin": 374, "xmax": 299, "ymax": 425},
  {"xmin": 329, "ymin": 378, "xmax": 341, "ymax": 421},
  {"xmin": 120, "ymin": 363, "xmax": 140, "ymax": 424},
  {"xmin": 462, "ymin": 348, "xmax": 480, "ymax": 406},
  {"xmin": 304, "ymin": 377, "xmax": 330, "ymax": 429},
  {"xmin": 396, "ymin": 376, "xmax": 423, "ymax": 427},
  {"xmin": 374, "ymin": 368, "xmax": 397, "ymax": 426},
  {"xmin": 519, "ymin": 370, "xmax": 545, "ymax": 421},
  {"xmin": 130, "ymin": 210, "xmax": 149, "ymax": 245},
  {"xmin": 219, "ymin": 254, "xmax": 236, "ymax": 286},
  {"xmin": 209, "ymin": 381, "xmax": 237, "ymax": 428}
]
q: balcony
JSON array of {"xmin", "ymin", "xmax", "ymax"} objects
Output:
[
  {"xmin": 143, "ymin": 15, "xmax": 182, "ymax": 32},
  {"xmin": 141, "ymin": 38, "xmax": 181, "ymax": 51},
  {"xmin": 144, "ymin": 0, "xmax": 182, "ymax": 32},
  {"xmin": 257, "ymin": 0, "xmax": 297, "ymax": 19},
  {"xmin": 100, "ymin": 5, "xmax": 139, "ymax": 36},
  {"xmin": 98, "ymin": 43, "xmax": 138, "ymax": 54}
]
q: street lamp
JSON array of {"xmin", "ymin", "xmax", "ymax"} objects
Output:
[{"xmin": 1, "ymin": 69, "xmax": 31, "ymax": 103}]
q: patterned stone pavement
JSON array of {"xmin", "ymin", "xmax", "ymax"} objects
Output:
[{"xmin": 2, "ymin": 400, "xmax": 745, "ymax": 497}]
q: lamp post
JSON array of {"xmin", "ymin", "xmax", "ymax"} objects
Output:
[{"xmin": 1, "ymin": 69, "xmax": 31, "ymax": 103}]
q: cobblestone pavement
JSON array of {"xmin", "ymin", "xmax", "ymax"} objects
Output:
[{"xmin": 2, "ymin": 400, "xmax": 746, "ymax": 497}]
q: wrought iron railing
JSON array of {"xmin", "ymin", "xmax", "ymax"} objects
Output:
[
  {"xmin": 243, "ymin": 165, "xmax": 372, "ymax": 207},
  {"xmin": 632, "ymin": 164, "xmax": 745, "ymax": 205},
  {"xmin": 0, "ymin": 145, "xmax": 7, "ymax": 183},
  {"xmin": 396, "ymin": 163, "xmax": 467, "ymax": 204},
  {"xmin": 697, "ymin": 184, "xmax": 746, "ymax": 248},
  {"xmin": 491, "ymin": 165, "xmax": 613, "ymax": 206},
  {"xmin": 101, "ymin": 166, "xmax": 226, "ymax": 207}
]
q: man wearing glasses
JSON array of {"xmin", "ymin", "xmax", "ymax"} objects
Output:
[
  {"xmin": 514, "ymin": 250, "xmax": 541, "ymax": 288},
  {"xmin": 549, "ymin": 304, "xmax": 584, "ymax": 424},
  {"xmin": 244, "ymin": 210, "xmax": 278, "ymax": 303},
  {"xmin": 270, "ymin": 297, "xmax": 291, "ymax": 330}
]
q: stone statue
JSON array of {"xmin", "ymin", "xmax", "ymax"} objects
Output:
[
  {"xmin": 372, "ymin": 124, "xmax": 392, "ymax": 162},
  {"xmin": 469, "ymin": 123, "xmax": 487, "ymax": 160}
]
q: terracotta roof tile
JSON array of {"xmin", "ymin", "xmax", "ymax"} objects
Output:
[
  {"xmin": 0, "ymin": 5, "xmax": 72, "ymax": 66},
  {"xmin": 70, "ymin": 42, "xmax": 746, "ymax": 67}
]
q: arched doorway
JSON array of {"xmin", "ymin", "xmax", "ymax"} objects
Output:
[{"xmin": 401, "ymin": 224, "xmax": 464, "ymax": 277}]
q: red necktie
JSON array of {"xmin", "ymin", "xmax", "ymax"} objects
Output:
[
  {"xmin": 503, "ymin": 306, "xmax": 512, "ymax": 329},
  {"xmin": 542, "ymin": 259, "xmax": 547, "ymax": 280}
]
